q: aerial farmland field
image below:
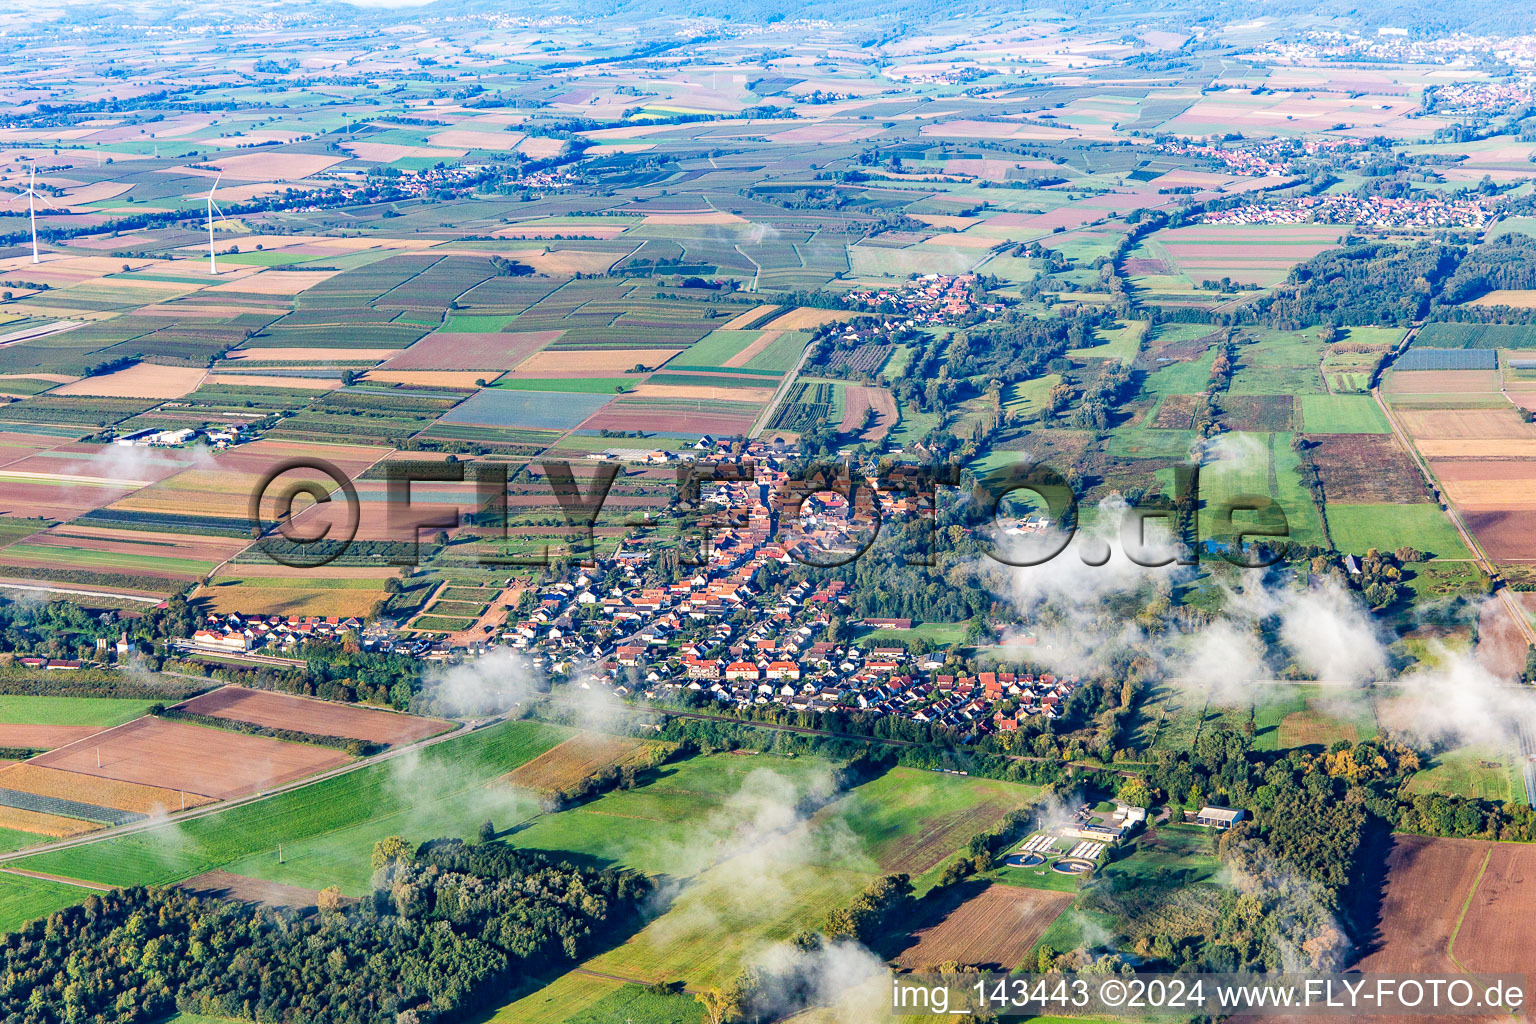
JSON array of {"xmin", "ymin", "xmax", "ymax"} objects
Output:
[
  {"xmin": 11, "ymin": 719, "xmax": 568, "ymax": 891},
  {"xmin": 32, "ymin": 717, "xmax": 351, "ymax": 800},
  {"xmin": 894, "ymin": 884, "xmax": 1073, "ymax": 970},
  {"xmin": 176, "ymin": 686, "xmax": 452, "ymax": 746}
]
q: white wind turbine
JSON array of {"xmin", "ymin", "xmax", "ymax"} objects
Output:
[
  {"xmin": 6, "ymin": 166, "xmax": 56, "ymax": 265},
  {"xmin": 203, "ymin": 172, "xmax": 226, "ymax": 275}
]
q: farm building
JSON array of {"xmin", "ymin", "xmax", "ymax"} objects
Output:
[{"xmin": 1194, "ymin": 806, "xmax": 1246, "ymax": 829}]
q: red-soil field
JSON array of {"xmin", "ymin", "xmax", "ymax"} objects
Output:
[
  {"xmin": 839, "ymin": 385, "xmax": 897, "ymax": 441},
  {"xmin": 1351, "ymin": 835, "xmax": 1486, "ymax": 975},
  {"xmin": 176, "ymin": 685, "xmax": 452, "ymax": 745},
  {"xmin": 32, "ymin": 717, "xmax": 350, "ymax": 800},
  {"xmin": 1240, "ymin": 837, "xmax": 1527, "ymax": 1024},
  {"xmin": 895, "ymin": 884, "xmax": 1073, "ymax": 970},
  {"xmin": 288, "ymin": 478, "xmax": 481, "ymax": 542},
  {"xmin": 1473, "ymin": 600, "xmax": 1528, "ymax": 681},
  {"xmin": 1433, "ymin": 464, "xmax": 1536, "ymax": 560},
  {"xmin": 114, "ymin": 439, "xmax": 391, "ymax": 520},
  {"xmin": 0, "ymin": 480, "xmax": 150, "ymax": 521},
  {"xmin": 0, "ymin": 725, "xmax": 103, "ymax": 749},
  {"xmin": 1310, "ymin": 434, "xmax": 1431, "ymax": 504},
  {"xmin": 1383, "ymin": 370, "xmax": 1501, "ymax": 395},
  {"xmin": 1451, "ymin": 842, "xmax": 1536, "ymax": 973},
  {"xmin": 501, "ymin": 734, "xmax": 655, "ymax": 794},
  {"xmin": 578, "ymin": 407, "xmax": 756, "ymax": 435}
]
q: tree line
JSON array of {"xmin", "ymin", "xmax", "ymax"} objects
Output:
[{"xmin": 0, "ymin": 837, "xmax": 650, "ymax": 1024}]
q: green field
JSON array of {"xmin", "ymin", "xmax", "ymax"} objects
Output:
[
  {"xmin": 743, "ymin": 329, "xmax": 808, "ymax": 372},
  {"xmin": 1230, "ymin": 363, "xmax": 1326, "ymax": 396},
  {"xmin": 1415, "ymin": 322, "xmax": 1536, "ymax": 349},
  {"xmin": 1299, "ymin": 394, "xmax": 1391, "ymax": 434},
  {"xmin": 1249, "ymin": 686, "xmax": 1377, "ymax": 752},
  {"xmin": 14, "ymin": 720, "xmax": 569, "ymax": 890},
  {"xmin": 829, "ymin": 767, "xmax": 1041, "ymax": 883},
  {"xmin": 409, "ymin": 614, "xmax": 477, "ymax": 632},
  {"xmin": 990, "ymin": 857, "xmax": 1087, "ymax": 893},
  {"xmin": 672, "ymin": 330, "xmax": 760, "ymax": 367},
  {"xmin": 1181, "ymin": 431, "xmax": 1325, "ymax": 548},
  {"xmin": 1067, "ymin": 319, "xmax": 1147, "ymax": 363},
  {"xmin": 1239, "ymin": 328, "xmax": 1322, "ymax": 370},
  {"xmin": 1129, "ymin": 683, "xmax": 1198, "ymax": 751},
  {"xmin": 856, "ymin": 621, "xmax": 968, "ymax": 648},
  {"xmin": 235, "ymin": 751, "xmax": 846, "ymax": 896},
  {"xmin": 1133, "ymin": 680, "xmax": 1341, "ymax": 757},
  {"xmin": 1404, "ymin": 748, "xmax": 1514, "ymax": 802},
  {"xmin": 1320, "ymin": 325, "xmax": 1402, "ymax": 390},
  {"xmin": 225, "ymin": 781, "xmax": 544, "ymax": 895},
  {"xmin": 0, "ymin": 828, "xmax": 46, "ymax": 854},
  {"xmin": 505, "ymin": 753, "xmax": 837, "ymax": 876},
  {"xmin": 1096, "ymin": 823, "xmax": 1220, "ymax": 891},
  {"xmin": 0, "ymin": 543, "xmax": 215, "ymax": 577},
  {"xmin": 1137, "ymin": 348, "xmax": 1217, "ymax": 401},
  {"xmin": 585, "ymin": 860, "xmax": 870, "ymax": 988},
  {"xmin": 493, "ymin": 973, "xmax": 629, "ymax": 1024},
  {"xmin": 506, "ymin": 756, "xmax": 1041, "ymax": 997},
  {"xmin": 1004, "ymin": 373, "xmax": 1062, "ymax": 424},
  {"xmin": 0, "ymin": 872, "xmax": 91, "ymax": 935},
  {"xmin": 0, "ymin": 518, "xmax": 46, "ymax": 546},
  {"xmin": 0, "ymin": 695, "xmax": 162, "ymax": 726},
  {"xmin": 495, "ymin": 377, "xmax": 634, "ymax": 393},
  {"xmin": 1337, "ymin": 327, "xmax": 1408, "ymax": 348},
  {"xmin": 495, "ymin": 975, "xmax": 702, "ymax": 1024},
  {"xmin": 439, "ymin": 314, "xmax": 511, "ymax": 333},
  {"xmin": 1326, "ymin": 503, "xmax": 1469, "ymax": 558}
]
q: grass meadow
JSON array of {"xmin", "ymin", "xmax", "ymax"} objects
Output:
[
  {"xmin": 0, "ymin": 695, "xmax": 161, "ymax": 727},
  {"xmin": 16, "ymin": 720, "xmax": 571, "ymax": 890}
]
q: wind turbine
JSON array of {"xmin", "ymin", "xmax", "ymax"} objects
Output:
[
  {"xmin": 203, "ymin": 172, "xmax": 226, "ymax": 275},
  {"xmin": 6, "ymin": 166, "xmax": 56, "ymax": 265}
]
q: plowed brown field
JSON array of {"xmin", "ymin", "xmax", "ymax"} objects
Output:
[
  {"xmin": 0, "ymin": 725, "xmax": 102, "ymax": 749},
  {"xmin": 32, "ymin": 717, "xmax": 349, "ymax": 800},
  {"xmin": 176, "ymin": 686, "xmax": 451, "ymax": 746},
  {"xmin": 895, "ymin": 884, "xmax": 1072, "ymax": 970}
]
